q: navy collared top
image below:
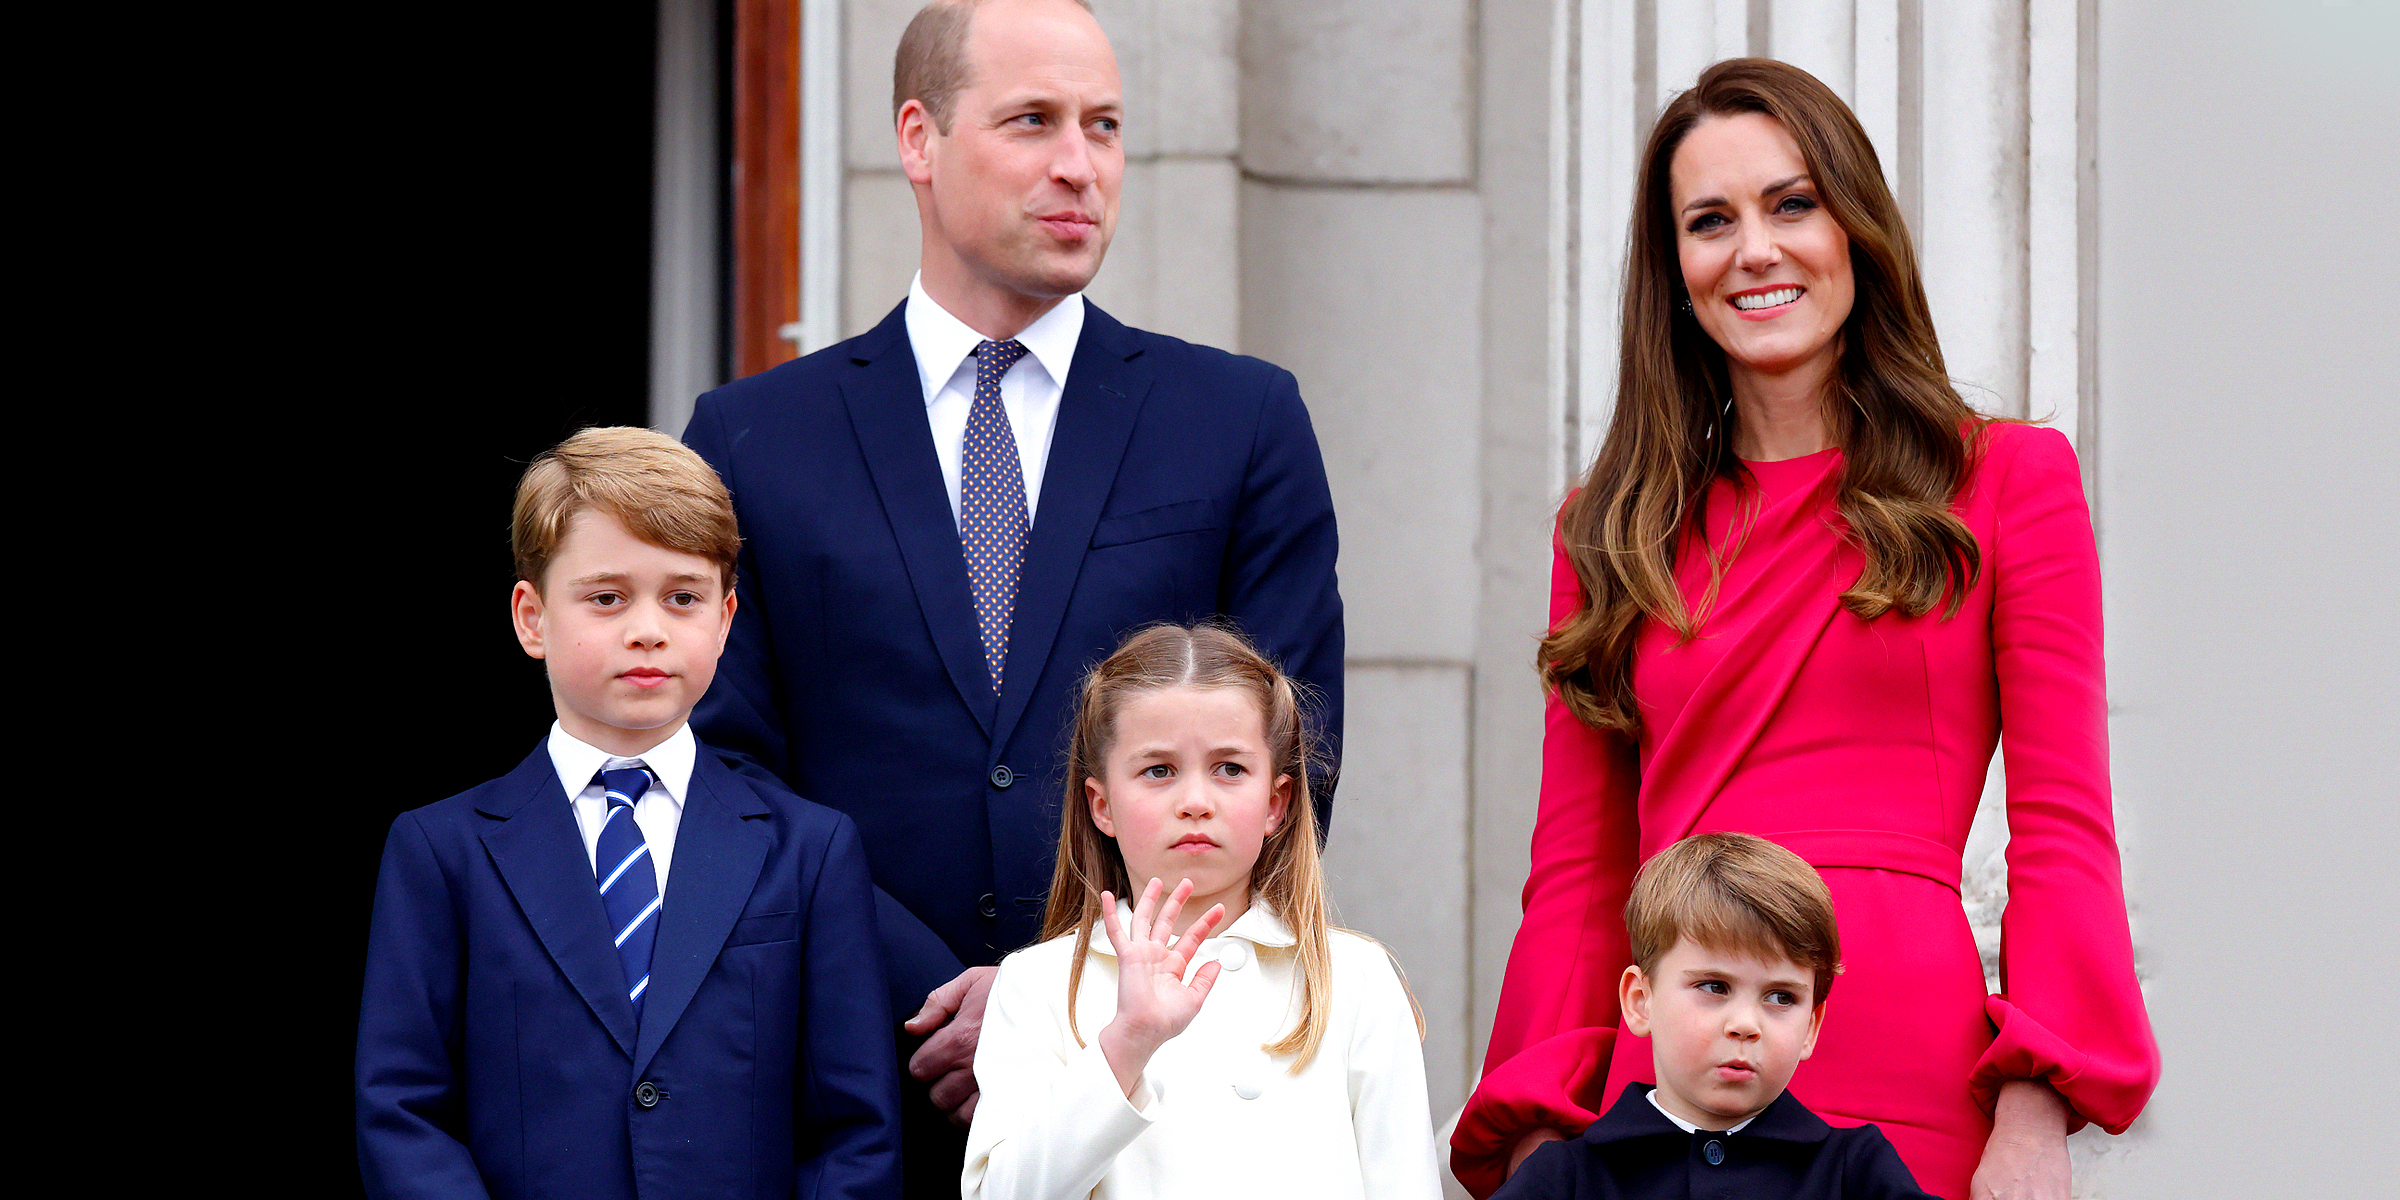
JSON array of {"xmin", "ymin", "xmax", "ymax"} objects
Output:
[{"xmin": 1488, "ymin": 1083, "xmax": 1940, "ymax": 1200}]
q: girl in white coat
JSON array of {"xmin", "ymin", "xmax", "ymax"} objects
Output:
[{"xmin": 963, "ymin": 624, "xmax": 1443, "ymax": 1200}]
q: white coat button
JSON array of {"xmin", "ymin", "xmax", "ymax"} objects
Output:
[
  {"xmin": 1232, "ymin": 1081, "xmax": 1262, "ymax": 1100},
  {"xmin": 1217, "ymin": 942, "xmax": 1251, "ymax": 971}
]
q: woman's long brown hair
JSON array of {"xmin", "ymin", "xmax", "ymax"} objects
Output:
[
  {"xmin": 1040, "ymin": 623, "xmax": 1343, "ymax": 1070},
  {"xmin": 1544, "ymin": 57, "xmax": 1985, "ymax": 733}
]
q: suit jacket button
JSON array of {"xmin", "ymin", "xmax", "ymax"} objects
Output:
[
  {"xmin": 634, "ymin": 1081, "xmax": 661, "ymax": 1109},
  {"xmin": 989, "ymin": 765, "xmax": 1014, "ymax": 789},
  {"xmin": 978, "ymin": 893, "xmax": 999, "ymax": 918},
  {"xmin": 1703, "ymin": 1138, "xmax": 1724, "ymax": 1165}
]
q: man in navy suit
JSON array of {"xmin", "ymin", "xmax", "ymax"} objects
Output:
[
  {"xmin": 356, "ymin": 428, "xmax": 899, "ymax": 1200},
  {"xmin": 682, "ymin": 0, "xmax": 1342, "ymax": 1189}
]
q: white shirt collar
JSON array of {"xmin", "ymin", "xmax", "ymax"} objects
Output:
[
  {"xmin": 1645, "ymin": 1087, "xmax": 1757, "ymax": 1135},
  {"xmin": 544, "ymin": 721, "xmax": 697, "ymax": 807},
  {"xmin": 904, "ymin": 271, "xmax": 1083, "ymax": 406}
]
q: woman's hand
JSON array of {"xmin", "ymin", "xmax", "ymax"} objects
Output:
[
  {"xmin": 1969, "ymin": 1078, "xmax": 2072, "ymax": 1200},
  {"xmin": 1095, "ymin": 878, "xmax": 1228, "ymax": 1099}
]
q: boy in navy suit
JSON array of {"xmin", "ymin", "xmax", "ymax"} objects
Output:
[
  {"xmin": 356, "ymin": 427, "xmax": 900, "ymax": 1200},
  {"xmin": 1493, "ymin": 834, "xmax": 1935, "ymax": 1200}
]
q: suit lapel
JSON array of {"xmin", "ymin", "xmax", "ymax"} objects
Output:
[
  {"xmin": 993, "ymin": 306, "xmax": 1152, "ymax": 751},
  {"xmin": 480, "ymin": 748, "xmax": 636, "ymax": 1058},
  {"xmin": 841, "ymin": 305, "xmax": 999, "ymax": 735},
  {"xmin": 632, "ymin": 758, "xmax": 771, "ymax": 1076}
]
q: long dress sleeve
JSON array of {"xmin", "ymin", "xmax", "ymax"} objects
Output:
[
  {"xmin": 1969, "ymin": 426, "xmax": 2160, "ymax": 1131},
  {"xmin": 1449, "ymin": 532, "xmax": 1645, "ymax": 1198}
]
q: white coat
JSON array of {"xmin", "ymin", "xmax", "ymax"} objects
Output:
[{"xmin": 962, "ymin": 904, "xmax": 1443, "ymax": 1200}]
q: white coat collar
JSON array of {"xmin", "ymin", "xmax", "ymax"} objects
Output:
[{"xmin": 1087, "ymin": 901, "xmax": 1298, "ymax": 956}]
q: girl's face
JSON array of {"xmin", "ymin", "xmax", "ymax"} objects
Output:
[
  {"xmin": 1087, "ymin": 685, "xmax": 1291, "ymax": 932},
  {"xmin": 1670, "ymin": 111, "xmax": 1855, "ymax": 398}
]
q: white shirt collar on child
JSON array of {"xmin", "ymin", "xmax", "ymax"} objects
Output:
[{"xmin": 1646, "ymin": 1086, "xmax": 1758, "ymax": 1135}]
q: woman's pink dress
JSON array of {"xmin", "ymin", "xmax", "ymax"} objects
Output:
[{"xmin": 1451, "ymin": 424, "xmax": 2158, "ymax": 1199}]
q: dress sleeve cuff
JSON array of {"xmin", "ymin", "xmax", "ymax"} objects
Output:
[
  {"xmin": 1449, "ymin": 1026, "xmax": 1617, "ymax": 1198},
  {"xmin": 1971, "ymin": 994, "xmax": 2146, "ymax": 1135}
]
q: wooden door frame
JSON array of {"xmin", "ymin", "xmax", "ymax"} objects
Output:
[{"xmin": 732, "ymin": 0, "xmax": 800, "ymax": 379}]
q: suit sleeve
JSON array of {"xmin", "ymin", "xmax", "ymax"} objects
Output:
[
  {"xmin": 683, "ymin": 392, "xmax": 797, "ymax": 785},
  {"xmin": 1218, "ymin": 366, "xmax": 1345, "ymax": 829},
  {"xmin": 1970, "ymin": 426, "xmax": 2160, "ymax": 1132},
  {"xmin": 795, "ymin": 813, "xmax": 905, "ymax": 1200},
  {"xmin": 355, "ymin": 813, "xmax": 493, "ymax": 1200},
  {"xmin": 685, "ymin": 400, "xmax": 969, "ymax": 1020},
  {"xmin": 1450, "ymin": 525, "xmax": 1643, "ymax": 1198}
]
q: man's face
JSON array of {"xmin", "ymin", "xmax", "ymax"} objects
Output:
[{"xmin": 902, "ymin": 0, "xmax": 1123, "ymax": 319}]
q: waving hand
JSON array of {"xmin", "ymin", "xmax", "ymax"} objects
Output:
[{"xmin": 1095, "ymin": 878, "xmax": 1228, "ymax": 1099}]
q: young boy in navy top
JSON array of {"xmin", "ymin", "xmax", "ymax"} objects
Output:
[
  {"xmin": 1493, "ymin": 833, "xmax": 1935, "ymax": 1200},
  {"xmin": 356, "ymin": 427, "xmax": 900, "ymax": 1200}
]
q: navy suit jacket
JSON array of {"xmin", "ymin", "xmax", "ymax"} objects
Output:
[
  {"xmin": 1491, "ymin": 1084, "xmax": 1938, "ymax": 1200},
  {"xmin": 355, "ymin": 742, "xmax": 901, "ymax": 1200},
  {"xmin": 683, "ymin": 301, "xmax": 1343, "ymax": 1007}
]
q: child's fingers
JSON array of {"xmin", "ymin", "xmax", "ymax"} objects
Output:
[
  {"xmin": 1154, "ymin": 878, "xmax": 1193, "ymax": 942},
  {"xmin": 1185, "ymin": 958, "xmax": 1224, "ymax": 1007},
  {"xmin": 1130, "ymin": 877, "xmax": 1164, "ymax": 940},
  {"xmin": 1099, "ymin": 891, "xmax": 1130, "ymax": 955}
]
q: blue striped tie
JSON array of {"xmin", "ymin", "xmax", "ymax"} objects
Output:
[
  {"xmin": 960, "ymin": 339, "xmax": 1031, "ymax": 693},
  {"xmin": 593, "ymin": 763, "xmax": 662, "ymax": 1021}
]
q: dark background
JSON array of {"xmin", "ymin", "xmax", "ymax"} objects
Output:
[{"xmin": 252, "ymin": 6, "xmax": 695, "ymax": 1189}]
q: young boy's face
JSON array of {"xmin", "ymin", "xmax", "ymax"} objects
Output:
[
  {"xmin": 1621, "ymin": 937, "xmax": 1824, "ymax": 1130},
  {"xmin": 511, "ymin": 509, "xmax": 736, "ymax": 757}
]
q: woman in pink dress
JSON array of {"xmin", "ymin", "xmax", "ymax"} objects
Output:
[{"xmin": 1451, "ymin": 59, "xmax": 2157, "ymax": 1200}]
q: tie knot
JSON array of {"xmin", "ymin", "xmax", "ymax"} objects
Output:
[
  {"xmin": 974, "ymin": 339, "xmax": 1030, "ymax": 378},
  {"xmin": 598, "ymin": 764, "xmax": 653, "ymax": 810}
]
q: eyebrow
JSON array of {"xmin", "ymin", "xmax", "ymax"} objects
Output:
[
  {"xmin": 1680, "ymin": 174, "xmax": 1812, "ymax": 215},
  {"xmin": 991, "ymin": 89, "xmax": 1123, "ymax": 118},
  {"xmin": 565, "ymin": 571, "xmax": 715, "ymax": 587}
]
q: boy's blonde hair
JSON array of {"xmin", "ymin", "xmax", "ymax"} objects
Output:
[
  {"xmin": 1042, "ymin": 623, "xmax": 1359, "ymax": 1070},
  {"xmin": 511, "ymin": 427, "xmax": 741, "ymax": 593},
  {"xmin": 1627, "ymin": 832, "xmax": 1843, "ymax": 1004}
]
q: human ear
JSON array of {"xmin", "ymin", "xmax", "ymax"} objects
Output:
[
  {"xmin": 715, "ymin": 588, "xmax": 738, "ymax": 653},
  {"xmin": 1799, "ymin": 999, "xmax": 1825, "ymax": 1061},
  {"xmin": 1619, "ymin": 965, "xmax": 1652, "ymax": 1037},
  {"xmin": 896, "ymin": 98, "xmax": 936, "ymax": 184},
  {"xmin": 1086, "ymin": 775, "xmax": 1116, "ymax": 838},
  {"xmin": 511, "ymin": 580, "xmax": 547, "ymax": 659},
  {"xmin": 1264, "ymin": 773, "xmax": 1292, "ymax": 834}
]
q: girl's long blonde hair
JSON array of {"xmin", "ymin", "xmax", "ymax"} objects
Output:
[{"xmin": 1040, "ymin": 623, "xmax": 1340, "ymax": 1070}]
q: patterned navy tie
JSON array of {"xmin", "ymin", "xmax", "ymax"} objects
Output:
[
  {"xmin": 593, "ymin": 762, "xmax": 662, "ymax": 1021},
  {"xmin": 960, "ymin": 339, "xmax": 1032, "ymax": 692}
]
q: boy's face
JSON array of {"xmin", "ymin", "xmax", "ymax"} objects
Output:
[
  {"xmin": 1621, "ymin": 937, "xmax": 1824, "ymax": 1130},
  {"xmin": 511, "ymin": 509, "xmax": 735, "ymax": 757}
]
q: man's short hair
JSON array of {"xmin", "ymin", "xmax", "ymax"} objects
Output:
[
  {"xmin": 1626, "ymin": 832, "xmax": 1843, "ymax": 1004},
  {"xmin": 511, "ymin": 426, "xmax": 741, "ymax": 595},
  {"xmin": 893, "ymin": 0, "xmax": 1094, "ymax": 135}
]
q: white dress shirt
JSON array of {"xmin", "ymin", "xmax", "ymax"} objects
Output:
[
  {"xmin": 905, "ymin": 272, "xmax": 1084, "ymax": 525},
  {"xmin": 963, "ymin": 905, "xmax": 1442, "ymax": 1200},
  {"xmin": 545, "ymin": 721, "xmax": 697, "ymax": 894}
]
